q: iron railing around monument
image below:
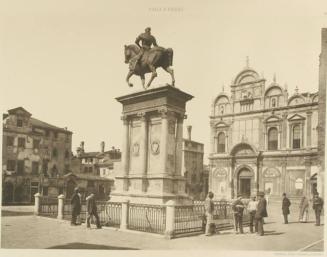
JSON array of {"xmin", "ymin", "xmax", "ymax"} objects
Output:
[
  {"xmin": 174, "ymin": 204, "xmax": 205, "ymax": 235},
  {"xmin": 39, "ymin": 196, "xmax": 58, "ymax": 218},
  {"xmin": 96, "ymin": 201, "xmax": 122, "ymax": 227},
  {"xmin": 62, "ymin": 200, "xmax": 122, "ymax": 227},
  {"xmin": 128, "ymin": 203, "xmax": 166, "ymax": 234},
  {"xmin": 174, "ymin": 200, "xmax": 250, "ymax": 236}
]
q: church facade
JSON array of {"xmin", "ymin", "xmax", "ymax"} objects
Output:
[{"xmin": 209, "ymin": 63, "xmax": 319, "ymax": 201}]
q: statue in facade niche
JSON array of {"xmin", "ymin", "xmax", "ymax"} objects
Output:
[{"xmin": 124, "ymin": 27, "xmax": 175, "ymax": 90}]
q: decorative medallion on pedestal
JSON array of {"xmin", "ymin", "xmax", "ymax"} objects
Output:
[
  {"xmin": 132, "ymin": 142, "xmax": 140, "ymax": 156},
  {"xmin": 151, "ymin": 140, "xmax": 160, "ymax": 155}
]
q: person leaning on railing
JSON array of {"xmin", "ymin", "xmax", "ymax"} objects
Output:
[{"xmin": 204, "ymin": 191, "xmax": 215, "ymax": 236}]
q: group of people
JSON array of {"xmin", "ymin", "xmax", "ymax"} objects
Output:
[
  {"xmin": 70, "ymin": 187, "xmax": 102, "ymax": 229},
  {"xmin": 282, "ymin": 192, "xmax": 324, "ymax": 226},
  {"xmin": 204, "ymin": 191, "xmax": 324, "ymax": 237},
  {"xmin": 204, "ymin": 191, "xmax": 268, "ymax": 236}
]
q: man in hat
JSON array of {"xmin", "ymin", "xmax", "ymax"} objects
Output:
[
  {"xmin": 232, "ymin": 195, "xmax": 245, "ymax": 234},
  {"xmin": 204, "ymin": 191, "xmax": 215, "ymax": 236},
  {"xmin": 247, "ymin": 195, "xmax": 258, "ymax": 233},
  {"xmin": 130, "ymin": 27, "xmax": 158, "ymax": 71},
  {"xmin": 255, "ymin": 191, "xmax": 268, "ymax": 236},
  {"xmin": 282, "ymin": 193, "xmax": 291, "ymax": 224},
  {"xmin": 312, "ymin": 193, "xmax": 324, "ymax": 226},
  {"xmin": 70, "ymin": 187, "xmax": 81, "ymax": 226},
  {"xmin": 86, "ymin": 192, "xmax": 101, "ymax": 229}
]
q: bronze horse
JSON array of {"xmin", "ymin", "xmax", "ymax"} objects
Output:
[{"xmin": 124, "ymin": 44, "xmax": 175, "ymax": 89}]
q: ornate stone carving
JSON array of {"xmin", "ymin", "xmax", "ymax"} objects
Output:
[{"xmin": 137, "ymin": 111, "xmax": 147, "ymax": 121}]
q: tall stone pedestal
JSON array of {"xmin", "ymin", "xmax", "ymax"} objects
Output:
[{"xmin": 110, "ymin": 85, "xmax": 193, "ymax": 204}]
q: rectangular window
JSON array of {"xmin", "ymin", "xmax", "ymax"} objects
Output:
[
  {"xmin": 17, "ymin": 119, "xmax": 23, "ymax": 127},
  {"xmin": 32, "ymin": 162, "xmax": 39, "ymax": 175},
  {"xmin": 33, "ymin": 139, "xmax": 40, "ymax": 149},
  {"xmin": 89, "ymin": 167, "xmax": 93, "ymax": 173},
  {"xmin": 43, "ymin": 187, "xmax": 48, "ymax": 196},
  {"xmin": 84, "ymin": 166, "xmax": 88, "ymax": 173},
  {"xmin": 17, "ymin": 160, "xmax": 25, "ymax": 174},
  {"xmin": 18, "ymin": 137, "xmax": 26, "ymax": 148},
  {"xmin": 7, "ymin": 160, "xmax": 16, "ymax": 171},
  {"xmin": 7, "ymin": 136, "xmax": 14, "ymax": 147}
]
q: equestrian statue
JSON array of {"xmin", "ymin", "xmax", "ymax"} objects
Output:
[{"xmin": 124, "ymin": 27, "xmax": 175, "ymax": 90}]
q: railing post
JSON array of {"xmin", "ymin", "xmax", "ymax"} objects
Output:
[
  {"xmin": 120, "ymin": 199, "xmax": 129, "ymax": 230},
  {"xmin": 57, "ymin": 194, "xmax": 65, "ymax": 220},
  {"xmin": 165, "ymin": 200, "xmax": 176, "ymax": 239},
  {"xmin": 34, "ymin": 193, "xmax": 41, "ymax": 215}
]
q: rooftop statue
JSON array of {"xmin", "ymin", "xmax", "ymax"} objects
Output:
[{"xmin": 124, "ymin": 27, "xmax": 175, "ymax": 90}]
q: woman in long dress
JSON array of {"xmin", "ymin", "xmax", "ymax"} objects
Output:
[{"xmin": 299, "ymin": 196, "xmax": 309, "ymax": 223}]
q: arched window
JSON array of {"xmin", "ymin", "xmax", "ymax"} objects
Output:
[
  {"xmin": 271, "ymin": 98, "xmax": 276, "ymax": 107},
  {"xmin": 293, "ymin": 125, "xmax": 301, "ymax": 149},
  {"xmin": 268, "ymin": 127, "xmax": 278, "ymax": 150},
  {"xmin": 217, "ymin": 132, "xmax": 226, "ymax": 153}
]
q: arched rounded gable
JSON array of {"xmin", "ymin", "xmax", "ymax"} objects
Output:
[
  {"xmin": 312, "ymin": 93, "xmax": 318, "ymax": 103},
  {"xmin": 233, "ymin": 69, "xmax": 260, "ymax": 85},
  {"xmin": 288, "ymin": 95, "xmax": 305, "ymax": 106},
  {"xmin": 213, "ymin": 94, "xmax": 230, "ymax": 105},
  {"xmin": 264, "ymin": 85, "xmax": 283, "ymax": 97}
]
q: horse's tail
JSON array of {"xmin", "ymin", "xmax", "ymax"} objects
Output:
[{"xmin": 166, "ymin": 48, "xmax": 173, "ymax": 66}]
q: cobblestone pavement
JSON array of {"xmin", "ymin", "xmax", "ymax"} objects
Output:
[{"xmin": 1, "ymin": 204, "xmax": 324, "ymax": 251}]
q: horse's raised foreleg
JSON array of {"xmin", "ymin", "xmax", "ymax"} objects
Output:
[
  {"xmin": 164, "ymin": 66, "xmax": 175, "ymax": 87},
  {"xmin": 126, "ymin": 70, "xmax": 134, "ymax": 87},
  {"xmin": 146, "ymin": 65, "xmax": 157, "ymax": 89}
]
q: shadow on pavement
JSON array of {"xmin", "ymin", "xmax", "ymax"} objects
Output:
[
  {"xmin": 264, "ymin": 230, "xmax": 284, "ymax": 236},
  {"xmin": 47, "ymin": 242, "xmax": 139, "ymax": 250},
  {"xmin": 1, "ymin": 210, "xmax": 34, "ymax": 217}
]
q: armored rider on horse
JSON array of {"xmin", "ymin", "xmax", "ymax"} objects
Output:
[{"xmin": 124, "ymin": 27, "xmax": 175, "ymax": 90}]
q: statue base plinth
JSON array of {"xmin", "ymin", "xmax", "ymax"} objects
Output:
[{"xmin": 114, "ymin": 85, "xmax": 194, "ymax": 205}]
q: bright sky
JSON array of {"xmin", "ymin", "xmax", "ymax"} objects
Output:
[{"xmin": 1, "ymin": 0, "xmax": 327, "ymax": 163}]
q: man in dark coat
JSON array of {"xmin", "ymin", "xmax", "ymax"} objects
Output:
[
  {"xmin": 86, "ymin": 193, "xmax": 101, "ymax": 229},
  {"xmin": 255, "ymin": 191, "xmax": 268, "ymax": 236},
  {"xmin": 282, "ymin": 193, "xmax": 291, "ymax": 224},
  {"xmin": 312, "ymin": 193, "xmax": 324, "ymax": 226},
  {"xmin": 70, "ymin": 187, "xmax": 81, "ymax": 225},
  {"xmin": 232, "ymin": 195, "xmax": 245, "ymax": 234}
]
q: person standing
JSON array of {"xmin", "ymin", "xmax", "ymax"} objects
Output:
[
  {"xmin": 70, "ymin": 187, "xmax": 81, "ymax": 226},
  {"xmin": 204, "ymin": 191, "xmax": 215, "ymax": 236},
  {"xmin": 312, "ymin": 193, "xmax": 324, "ymax": 226},
  {"xmin": 255, "ymin": 191, "xmax": 268, "ymax": 236},
  {"xmin": 282, "ymin": 193, "xmax": 291, "ymax": 224},
  {"xmin": 247, "ymin": 195, "xmax": 258, "ymax": 233},
  {"xmin": 86, "ymin": 193, "xmax": 101, "ymax": 229},
  {"xmin": 299, "ymin": 196, "xmax": 309, "ymax": 223},
  {"xmin": 232, "ymin": 195, "xmax": 245, "ymax": 234}
]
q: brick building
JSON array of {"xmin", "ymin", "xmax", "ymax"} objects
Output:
[
  {"xmin": 182, "ymin": 126, "xmax": 207, "ymax": 200},
  {"xmin": 209, "ymin": 62, "xmax": 319, "ymax": 201},
  {"xmin": 2, "ymin": 107, "xmax": 72, "ymax": 204}
]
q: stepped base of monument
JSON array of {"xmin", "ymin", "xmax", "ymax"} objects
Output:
[{"xmin": 110, "ymin": 192, "xmax": 192, "ymax": 205}]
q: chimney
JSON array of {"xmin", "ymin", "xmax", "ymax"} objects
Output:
[
  {"xmin": 187, "ymin": 125, "xmax": 192, "ymax": 141},
  {"xmin": 100, "ymin": 141, "xmax": 105, "ymax": 153},
  {"xmin": 80, "ymin": 141, "xmax": 85, "ymax": 152}
]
